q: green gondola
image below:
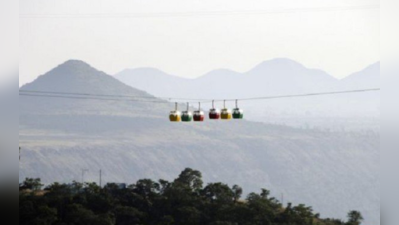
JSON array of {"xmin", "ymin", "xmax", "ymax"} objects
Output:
[
  {"xmin": 181, "ymin": 103, "xmax": 193, "ymax": 122},
  {"xmin": 181, "ymin": 112, "xmax": 193, "ymax": 122},
  {"xmin": 232, "ymin": 100, "xmax": 244, "ymax": 119},
  {"xmin": 233, "ymin": 109, "xmax": 244, "ymax": 119}
]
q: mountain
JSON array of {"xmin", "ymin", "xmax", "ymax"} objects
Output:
[
  {"xmin": 242, "ymin": 58, "xmax": 338, "ymax": 94},
  {"xmin": 115, "ymin": 59, "xmax": 380, "ymax": 130},
  {"xmin": 20, "ymin": 60, "xmax": 170, "ymax": 118},
  {"xmin": 115, "ymin": 67, "xmax": 192, "ymax": 98},
  {"xmin": 115, "ymin": 58, "xmax": 339, "ymax": 99},
  {"xmin": 19, "ymin": 60, "xmax": 379, "ymax": 225},
  {"xmin": 23, "ymin": 60, "xmax": 148, "ymax": 95},
  {"xmin": 341, "ymin": 62, "xmax": 380, "ymax": 89}
]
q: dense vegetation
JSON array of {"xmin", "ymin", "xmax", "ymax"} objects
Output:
[{"xmin": 19, "ymin": 168, "xmax": 363, "ymax": 225}]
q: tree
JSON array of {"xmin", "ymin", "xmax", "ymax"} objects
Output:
[
  {"xmin": 291, "ymin": 204, "xmax": 315, "ymax": 225},
  {"xmin": 232, "ymin": 185, "xmax": 243, "ymax": 203},
  {"xmin": 202, "ymin": 183, "xmax": 234, "ymax": 204},
  {"xmin": 260, "ymin": 188, "xmax": 271, "ymax": 199},
  {"xmin": 64, "ymin": 204, "xmax": 113, "ymax": 225},
  {"xmin": 347, "ymin": 211, "xmax": 364, "ymax": 225},
  {"xmin": 21, "ymin": 178, "xmax": 43, "ymax": 191},
  {"xmin": 114, "ymin": 206, "xmax": 145, "ymax": 225},
  {"xmin": 133, "ymin": 179, "xmax": 160, "ymax": 199},
  {"xmin": 31, "ymin": 206, "xmax": 58, "ymax": 225},
  {"xmin": 159, "ymin": 179, "xmax": 171, "ymax": 194},
  {"xmin": 176, "ymin": 206, "xmax": 201, "ymax": 225},
  {"xmin": 174, "ymin": 168, "xmax": 203, "ymax": 192},
  {"xmin": 84, "ymin": 182, "xmax": 101, "ymax": 194}
]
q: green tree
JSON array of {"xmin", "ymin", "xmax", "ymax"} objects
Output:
[
  {"xmin": 346, "ymin": 211, "xmax": 364, "ymax": 225},
  {"xmin": 176, "ymin": 206, "xmax": 201, "ymax": 225},
  {"xmin": 64, "ymin": 204, "xmax": 113, "ymax": 225},
  {"xmin": 202, "ymin": 182, "xmax": 234, "ymax": 204},
  {"xmin": 31, "ymin": 206, "xmax": 58, "ymax": 225},
  {"xmin": 133, "ymin": 179, "xmax": 161, "ymax": 199},
  {"xmin": 174, "ymin": 168, "xmax": 203, "ymax": 192},
  {"xmin": 114, "ymin": 206, "xmax": 145, "ymax": 225},
  {"xmin": 21, "ymin": 178, "xmax": 44, "ymax": 191},
  {"xmin": 232, "ymin": 185, "xmax": 243, "ymax": 202}
]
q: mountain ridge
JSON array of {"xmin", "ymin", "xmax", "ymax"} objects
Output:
[{"xmin": 115, "ymin": 58, "xmax": 379, "ymax": 81}]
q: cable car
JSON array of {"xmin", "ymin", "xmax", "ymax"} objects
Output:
[
  {"xmin": 221, "ymin": 100, "xmax": 232, "ymax": 120},
  {"xmin": 181, "ymin": 103, "xmax": 193, "ymax": 122},
  {"xmin": 193, "ymin": 102, "xmax": 205, "ymax": 122},
  {"xmin": 169, "ymin": 102, "xmax": 181, "ymax": 122},
  {"xmin": 209, "ymin": 100, "xmax": 220, "ymax": 120},
  {"xmin": 232, "ymin": 100, "xmax": 244, "ymax": 119}
]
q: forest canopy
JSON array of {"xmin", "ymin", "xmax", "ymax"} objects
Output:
[{"xmin": 19, "ymin": 168, "xmax": 363, "ymax": 225}]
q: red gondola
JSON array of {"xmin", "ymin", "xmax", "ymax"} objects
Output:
[
  {"xmin": 209, "ymin": 100, "xmax": 220, "ymax": 120},
  {"xmin": 193, "ymin": 102, "xmax": 205, "ymax": 122}
]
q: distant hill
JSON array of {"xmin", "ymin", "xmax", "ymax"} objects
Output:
[
  {"xmin": 115, "ymin": 67, "xmax": 192, "ymax": 99},
  {"xmin": 115, "ymin": 59, "xmax": 379, "ymax": 130},
  {"xmin": 341, "ymin": 62, "xmax": 380, "ymax": 89},
  {"xmin": 19, "ymin": 60, "xmax": 379, "ymax": 225},
  {"xmin": 115, "ymin": 58, "xmax": 340, "ymax": 99},
  {"xmin": 20, "ymin": 60, "xmax": 171, "ymax": 118}
]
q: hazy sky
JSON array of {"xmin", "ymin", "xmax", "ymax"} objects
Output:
[{"xmin": 20, "ymin": 0, "xmax": 379, "ymax": 86}]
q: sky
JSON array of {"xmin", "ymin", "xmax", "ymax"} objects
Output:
[{"xmin": 19, "ymin": 0, "xmax": 379, "ymax": 86}]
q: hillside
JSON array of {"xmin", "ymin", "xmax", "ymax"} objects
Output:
[{"xmin": 19, "ymin": 60, "xmax": 379, "ymax": 225}]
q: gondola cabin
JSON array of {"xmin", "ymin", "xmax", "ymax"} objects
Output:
[
  {"xmin": 221, "ymin": 108, "xmax": 232, "ymax": 120},
  {"xmin": 209, "ymin": 100, "xmax": 221, "ymax": 120},
  {"xmin": 169, "ymin": 111, "xmax": 181, "ymax": 122},
  {"xmin": 194, "ymin": 102, "xmax": 205, "ymax": 122},
  {"xmin": 233, "ymin": 108, "xmax": 244, "ymax": 119},
  {"xmin": 209, "ymin": 109, "xmax": 220, "ymax": 119},
  {"xmin": 169, "ymin": 102, "xmax": 181, "ymax": 122},
  {"xmin": 232, "ymin": 100, "xmax": 244, "ymax": 119},
  {"xmin": 220, "ymin": 100, "xmax": 232, "ymax": 120},
  {"xmin": 181, "ymin": 111, "xmax": 193, "ymax": 122},
  {"xmin": 181, "ymin": 102, "xmax": 193, "ymax": 122},
  {"xmin": 193, "ymin": 110, "xmax": 205, "ymax": 121}
]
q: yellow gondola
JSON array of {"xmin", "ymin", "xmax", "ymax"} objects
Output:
[
  {"xmin": 221, "ymin": 100, "xmax": 232, "ymax": 120},
  {"xmin": 169, "ymin": 102, "xmax": 181, "ymax": 122}
]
